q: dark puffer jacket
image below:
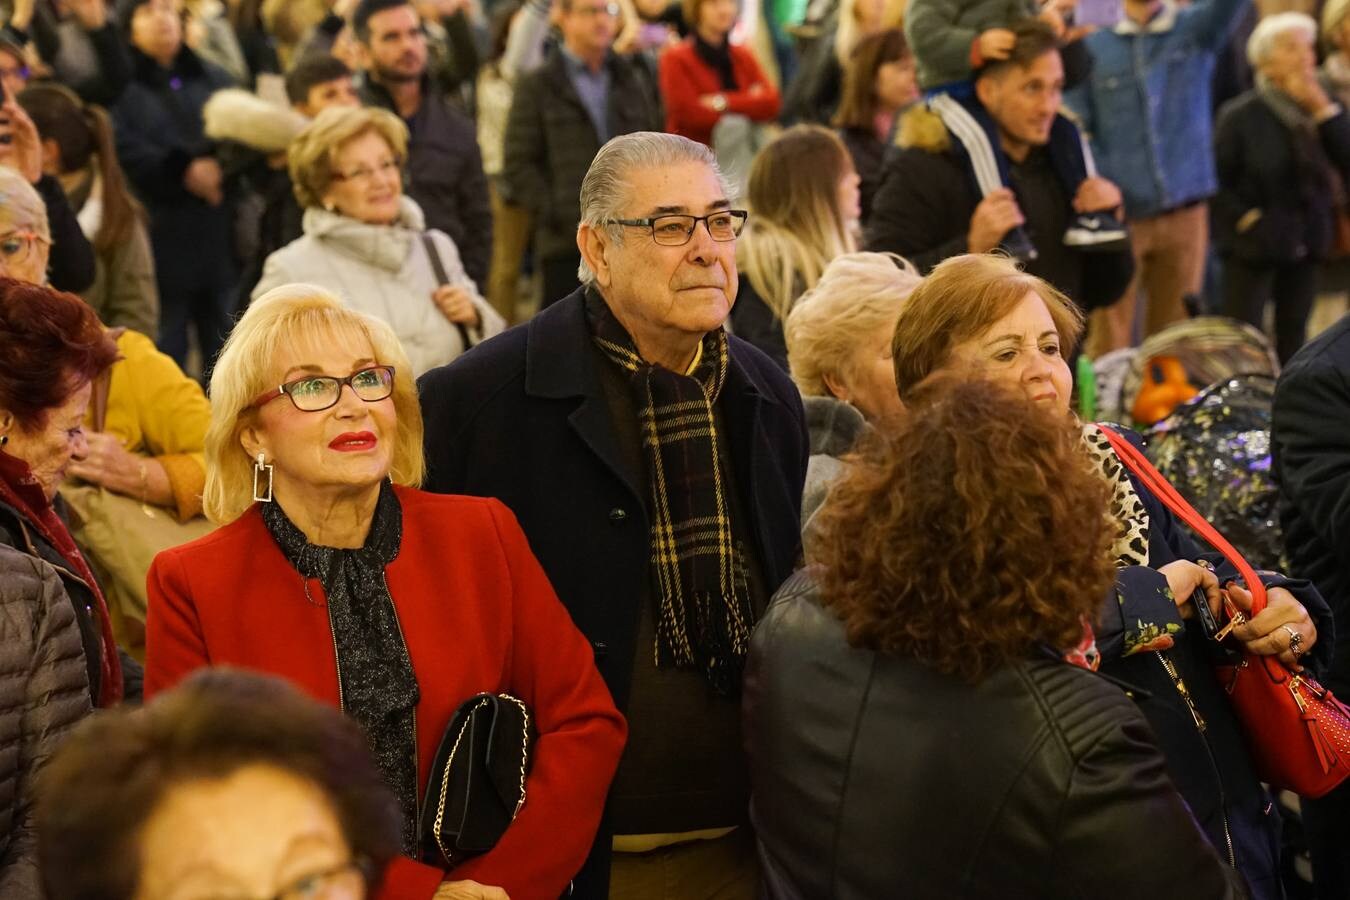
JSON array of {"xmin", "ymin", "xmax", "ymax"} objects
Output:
[
  {"xmin": 743, "ymin": 571, "xmax": 1249, "ymax": 900},
  {"xmin": 0, "ymin": 545, "xmax": 92, "ymax": 899}
]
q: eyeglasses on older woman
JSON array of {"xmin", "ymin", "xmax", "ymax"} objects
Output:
[{"xmin": 251, "ymin": 365, "xmax": 396, "ymax": 412}]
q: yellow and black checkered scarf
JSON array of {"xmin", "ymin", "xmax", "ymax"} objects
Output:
[{"xmin": 587, "ymin": 291, "xmax": 754, "ymax": 696}]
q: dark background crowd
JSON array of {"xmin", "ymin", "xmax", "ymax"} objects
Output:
[{"xmin": 4, "ymin": 0, "xmax": 1350, "ymax": 897}]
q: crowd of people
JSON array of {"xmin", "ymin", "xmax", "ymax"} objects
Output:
[{"xmin": 3, "ymin": 0, "xmax": 1350, "ymax": 898}]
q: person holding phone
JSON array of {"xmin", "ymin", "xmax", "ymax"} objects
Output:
[{"xmin": 0, "ymin": 88, "xmax": 97, "ymax": 294}]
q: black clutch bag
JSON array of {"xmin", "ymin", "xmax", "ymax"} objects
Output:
[{"xmin": 418, "ymin": 693, "xmax": 535, "ymax": 867}]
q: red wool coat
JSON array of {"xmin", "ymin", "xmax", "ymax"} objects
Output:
[
  {"xmin": 658, "ymin": 38, "xmax": 782, "ymax": 146},
  {"xmin": 145, "ymin": 486, "xmax": 626, "ymax": 900}
]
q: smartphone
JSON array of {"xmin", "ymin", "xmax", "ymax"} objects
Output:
[{"xmin": 1075, "ymin": 0, "xmax": 1122, "ymax": 27}]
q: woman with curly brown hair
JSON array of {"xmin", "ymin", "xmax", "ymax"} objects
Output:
[
  {"xmin": 875, "ymin": 253, "xmax": 1332, "ymax": 899},
  {"xmin": 743, "ymin": 377, "xmax": 1245, "ymax": 899}
]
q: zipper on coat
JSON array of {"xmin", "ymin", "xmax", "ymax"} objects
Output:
[
  {"xmin": 324, "ymin": 580, "xmax": 346, "ymax": 710},
  {"xmin": 1154, "ymin": 650, "xmax": 1237, "ymax": 868}
]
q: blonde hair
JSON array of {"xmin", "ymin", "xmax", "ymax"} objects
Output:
[
  {"xmin": 890, "ymin": 254, "xmax": 1083, "ymax": 402},
  {"xmin": 834, "ymin": 0, "xmax": 906, "ymax": 66},
  {"xmin": 1325, "ymin": 0, "xmax": 1350, "ymax": 49},
  {"xmin": 288, "ymin": 105, "xmax": 408, "ymax": 210},
  {"xmin": 737, "ymin": 125, "xmax": 857, "ymax": 322},
  {"xmin": 785, "ymin": 252, "xmax": 920, "ymax": 397},
  {"xmin": 0, "ymin": 167, "xmax": 50, "ymax": 241},
  {"xmin": 203, "ymin": 284, "xmax": 425, "ymax": 525}
]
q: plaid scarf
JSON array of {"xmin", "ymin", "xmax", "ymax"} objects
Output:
[{"xmin": 587, "ymin": 291, "xmax": 754, "ymax": 696}]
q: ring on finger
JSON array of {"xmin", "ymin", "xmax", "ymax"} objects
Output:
[{"xmin": 1282, "ymin": 623, "xmax": 1304, "ymax": 657}]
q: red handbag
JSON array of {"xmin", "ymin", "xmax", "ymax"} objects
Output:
[{"xmin": 1099, "ymin": 426, "xmax": 1350, "ymax": 798}]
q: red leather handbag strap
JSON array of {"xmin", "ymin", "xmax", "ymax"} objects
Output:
[{"xmin": 1096, "ymin": 425, "xmax": 1268, "ymax": 616}]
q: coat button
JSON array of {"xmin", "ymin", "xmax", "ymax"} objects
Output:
[{"xmin": 608, "ymin": 507, "xmax": 627, "ymax": 523}]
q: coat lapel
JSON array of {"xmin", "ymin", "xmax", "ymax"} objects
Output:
[
  {"xmin": 720, "ymin": 342, "xmax": 786, "ymax": 577},
  {"xmin": 524, "ymin": 289, "xmax": 643, "ymax": 503}
]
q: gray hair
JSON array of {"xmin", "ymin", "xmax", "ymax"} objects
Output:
[
  {"xmin": 1247, "ymin": 12, "xmax": 1317, "ymax": 67},
  {"xmin": 575, "ymin": 131, "xmax": 730, "ymax": 285},
  {"xmin": 0, "ymin": 167, "xmax": 50, "ymax": 241}
]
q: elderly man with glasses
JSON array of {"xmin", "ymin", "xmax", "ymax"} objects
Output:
[{"xmin": 419, "ymin": 131, "xmax": 808, "ymax": 900}]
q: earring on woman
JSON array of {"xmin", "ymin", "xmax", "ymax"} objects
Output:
[
  {"xmin": 252, "ymin": 452, "xmax": 274, "ymax": 503},
  {"xmin": 0, "ymin": 434, "xmax": 7, "ymax": 447}
]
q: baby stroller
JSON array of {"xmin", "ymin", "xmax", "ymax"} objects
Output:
[{"xmin": 1092, "ymin": 316, "xmax": 1279, "ymax": 427}]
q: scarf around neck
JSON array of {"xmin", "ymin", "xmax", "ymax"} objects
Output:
[
  {"xmin": 1255, "ymin": 78, "xmax": 1338, "ymax": 214},
  {"xmin": 261, "ymin": 481, "xmax": 422, "ymax": 852},
  {"xmin": 0, "ymin": 448, "xmax": 123, "ymax": 706},
  {"xmin": 1257, "ymin": 77, "xmax": 1318, "ymax": 132},
  {"xmin": 586, "ymin": 290, "xmax": 755, "ymax": 696},
  {"xmin": 693, "ymin": 33, "xmax": 737, "ymax": 91}
]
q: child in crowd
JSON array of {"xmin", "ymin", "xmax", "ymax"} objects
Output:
[{"xmin": 903, "ymin": 0, "xmax": 1127, "ymax": 260}]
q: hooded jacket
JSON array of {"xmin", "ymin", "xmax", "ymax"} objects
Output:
[{"xmin": 253, "ymin": 197, "xmax": 506, "ymax": 377}]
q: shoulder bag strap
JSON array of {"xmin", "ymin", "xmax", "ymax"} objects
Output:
[
  {"xmin": 90, "ymin": 327, "xmax": 128, "ymax": 433},
  {"xmin": 421, "ymin": 232, "xmax": 475, "ymax": 350},
  {"xmin": 1096, "ymin": 424, "xmax": 1268, "ymax": 615}
]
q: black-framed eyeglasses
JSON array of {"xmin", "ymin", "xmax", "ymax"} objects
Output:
[
  {"xmin": 250, "ymin": 366, "xmax": 396, "ymax": 412},
  {"xmin": 606, "ymin": 210, "xmax": 749, "ymax": 246}
]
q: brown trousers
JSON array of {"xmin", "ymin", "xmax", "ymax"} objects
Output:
[
  {"xmin": 486, "ymin": 179, "xmax": 534, "ymax": 325},
  {"xmin": 1087, "ymin": 202, "xmax": 1209, "ymax": 356}
]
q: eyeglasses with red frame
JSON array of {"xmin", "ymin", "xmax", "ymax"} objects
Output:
[{"xmin": 251, "ymin": 366, "xmax": 396, "ymax": 413}]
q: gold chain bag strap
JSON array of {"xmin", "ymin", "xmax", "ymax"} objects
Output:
[{"xmin": 418, "ymin": 692, "xmax": 533, "ymax": 866}]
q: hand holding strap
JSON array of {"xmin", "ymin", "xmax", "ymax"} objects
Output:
[{"xmin": 1096, "ymin": 425, "xmax": 1267, "ymax": 616}]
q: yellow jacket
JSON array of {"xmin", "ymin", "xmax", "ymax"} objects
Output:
[{"xmin": 84, "ymin": 330, "xmax": 210, "ymax": 521}]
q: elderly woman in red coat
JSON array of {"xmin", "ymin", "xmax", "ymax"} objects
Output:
[{"xmin": 144, "ymin": 283, "xmax": 626, "ymax": 900}]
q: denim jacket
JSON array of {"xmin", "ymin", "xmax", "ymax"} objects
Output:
[{"xmin": 1064, "ymin": 0, "xmax": 1247, "ymax": 219}]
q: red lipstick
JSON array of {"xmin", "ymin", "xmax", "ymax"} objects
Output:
[{"xmin": 329, "ymin": 431, "xmax": 378, "ymax": 451}]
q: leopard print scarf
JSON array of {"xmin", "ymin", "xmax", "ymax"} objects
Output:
[{"xmin": 1082, "ymin": 424, "xmax": 1150, "ymax": 568}]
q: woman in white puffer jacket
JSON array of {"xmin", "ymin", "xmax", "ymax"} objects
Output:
[{"xmin": 254, "ymin": 106, "xmax": 504, "ymax": 376}]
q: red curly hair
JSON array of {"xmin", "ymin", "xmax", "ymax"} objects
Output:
[{"xmin": 813, "ymin": 377, "xmax": 1116, "ymax": 682}]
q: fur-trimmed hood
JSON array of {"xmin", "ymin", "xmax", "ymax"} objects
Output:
[
  {"xmin": 203, "ymin": 88, "xmax": 310, "ymax": 154},
  {"xmin": 895, "ymin": 104, "xmax": 952, "ymax": 154}
]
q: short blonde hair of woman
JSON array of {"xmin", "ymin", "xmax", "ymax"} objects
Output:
[
  {"xmin": 203, "ymin": 284, "xmax": 425, "ymax": 525},
  {"xmin": 785, "ymin": 251, "xmax": 920, "ymax": 397},
  {"xmin": 0, "ymin": 167, "xmax": 51, "ymax": 241},
  {"xmin": 890, "ymin": 253, "xmax": 1084, "ymax": 403},
  {"xmin": 738, "ymin": 125, "xmax": 857, "ymax": 322},
  {"xmin": 288, "ymin": 105, "xmax": 409, "ymax": 210}
]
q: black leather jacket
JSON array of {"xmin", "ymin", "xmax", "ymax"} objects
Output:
[{"xmin": 743, "ymin": 571, "xmax": 1250, "ymax": 900}]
